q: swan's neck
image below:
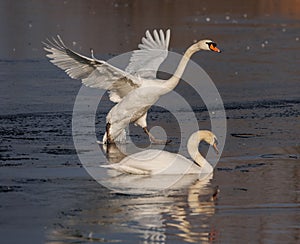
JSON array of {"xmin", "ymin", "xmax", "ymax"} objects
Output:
[
  {"xmin": 163, "ymin": 44, "xmax": 199, "ymax": 92},
  {"xmin": 187, "ymin": 132, "xmax": 207, "ymax": 167}
]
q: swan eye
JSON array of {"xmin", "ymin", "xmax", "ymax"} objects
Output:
[{"xmin": 206, "ymin": 42, "xmax": 217, "ymax": 47}]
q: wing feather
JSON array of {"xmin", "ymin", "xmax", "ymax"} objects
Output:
[
  {"xmin": 125, "ymin": 29, "xmax": 171, "ymax": 79},
  {"xmin": 44, "ymin": 36, "xmax": 141, "ymax": 103}
]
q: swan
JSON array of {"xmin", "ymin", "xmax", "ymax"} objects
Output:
[
  {"xmin": 44, "ymin": 30, "xmax": 221, "ymax": 144},
  {"xmin": 102, "ymin": 130, "xmax": 219, "ymax": 175}
]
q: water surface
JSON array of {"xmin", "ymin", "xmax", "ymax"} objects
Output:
[{"xmin": 0, "ymin": 1, "xmax": 299, "ymax": 243}]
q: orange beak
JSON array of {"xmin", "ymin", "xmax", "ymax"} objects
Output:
[{"xmin": 210, "ymin": 44, "xmax": 221, "ymax": 53}]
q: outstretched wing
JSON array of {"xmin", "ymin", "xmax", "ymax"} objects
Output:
[
  {"xmin": 43, "ymin": 36, "xmax": 140, "ymax": 103},
  {"xmin": 125, "ymin": 29, "xmax": 171, "ymax": 79}
]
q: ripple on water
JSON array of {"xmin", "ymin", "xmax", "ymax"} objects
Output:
[{"xmin": 260, "ymin": 153, "xmax": 299, "ymax": 159}]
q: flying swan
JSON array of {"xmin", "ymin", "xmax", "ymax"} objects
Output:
[
  {"xmin": 44, "ymin": 30, "xmax": 221, "ymax": 144},
  {"xmin": 102, "ymin": 130, "xmax": 219, "ymax": 175}
]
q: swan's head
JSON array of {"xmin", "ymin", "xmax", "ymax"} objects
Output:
[
  {"xmin": 195, "ymin": 39, "xmax": 221, "ymax": 53},
  {"xmin": 199, "ymin": 130, "xmax": 219, "ymax": 154}
]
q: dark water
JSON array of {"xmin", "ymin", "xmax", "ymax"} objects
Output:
[{"xmin": 0, "ymin": 0, "xmax": 300, "ymax": 243}]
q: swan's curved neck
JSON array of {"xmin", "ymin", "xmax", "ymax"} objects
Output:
[
  {"xmin": 163, "ymin": 43, "xmax": 199, "ymax": 92},
  {"xmin": 187, "ymin": 131, "xmax": 207, "ymax": 167}
]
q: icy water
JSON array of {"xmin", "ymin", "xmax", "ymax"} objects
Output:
[{"xmin": 1, "ymin": 1, "xmax": 300, "ymax": 243}]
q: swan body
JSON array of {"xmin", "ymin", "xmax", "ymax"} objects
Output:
[
  {"xmin": 44, "ymin": 30, "xmax": 221, "ymax": 144},
  {"xmin": 102, "ymin": 130, "xmax": 218, "ymax": 175}
]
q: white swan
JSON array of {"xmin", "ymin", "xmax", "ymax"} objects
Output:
[
  {"xmin": 44, "ymin": 30, "xmax": 221, "ymax": 144},
  {"xmin": 102, "ymin": 130, "xmax": 219, "ymax": 175}
]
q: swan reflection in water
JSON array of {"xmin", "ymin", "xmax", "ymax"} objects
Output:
[{"xmin": 46, "ymin": 172, "xmax": 219, "ymax": 244}]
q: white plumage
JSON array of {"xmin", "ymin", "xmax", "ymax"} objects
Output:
[
  {"xmin": 102, "ymin": 130, "xmax": 219, "ymax": 175},
  {"xmin": 44, "ymin": 30, "xmax": 221, "ymax": 144}
]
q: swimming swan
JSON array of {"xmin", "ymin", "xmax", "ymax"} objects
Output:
[
  {"xmin": 44, "ymin": 30, "xmax": 221, "ymax": 144},
  {"xmin": 102, "ymin": 130, "xmax": 219, "ymax": 175}
]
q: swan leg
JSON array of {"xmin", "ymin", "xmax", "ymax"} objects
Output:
[
  {"xmin": 106, "ymin": 123, "xmax": 114, "ymax": 144},
  {"xmin": 134, "ymin": 113, "xmax": 171, "ymax": 144},
  {"xmin": 143, "ymin": 127, "xmax": 172, "ymax": 145}
]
